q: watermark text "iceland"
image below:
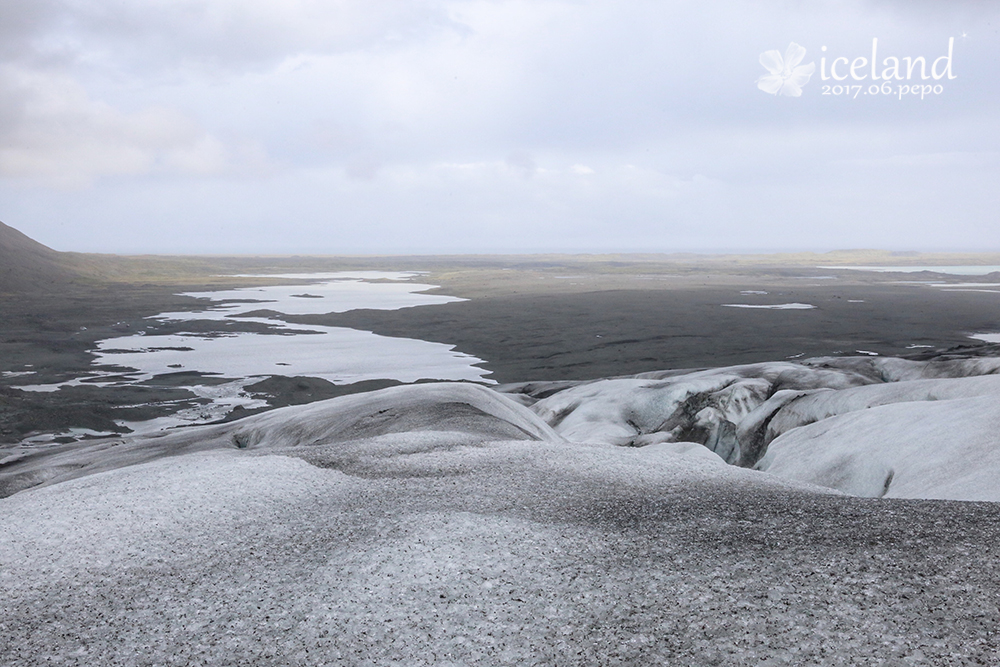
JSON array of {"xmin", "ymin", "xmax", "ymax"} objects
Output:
[{"xmin": 820, "ymin": 38, "xmax": 956, "ymax": 82}]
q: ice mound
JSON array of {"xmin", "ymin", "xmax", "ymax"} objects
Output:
[
  {"xmin": 509, "ymin": 360, "xmax": 884, "ymax": 461},
  {"xmin": 224, "ymin": 381, "xmax": 560, "ymax": 449},
  {"xmin": 0, "ymin": 383, "xmax": 559, "ymax": 497},
  {"xmin": 762, "ymin": 374, "xmax": 1000, "ymax": 443},
  {"xmin": 7, "ymin": 348, "xmax": 1000, "ymax": 502},
  {"xmin": 756, "ymin": 391, "xmax": 1000, "ymax": 501},
  {"xmin": 500, "ymin": 351, "xmax": 1000, "ymax": 500}
]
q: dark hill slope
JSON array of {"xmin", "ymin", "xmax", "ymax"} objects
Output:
[
  {"xmin": 0, "ymin": 221, "xmax": 82, "ymax": 294},
  {"xmin": 0, "ymin": 221, "xmax": 194, "ymax": 292}
]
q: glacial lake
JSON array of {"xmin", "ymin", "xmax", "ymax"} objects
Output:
[
  {"xmin": 93, "ymin": 272, "xmax": 491, "ymax": 384},
  {"xmin": 19, "ymin": 272, "xmax": 493, "ymax": 437}
]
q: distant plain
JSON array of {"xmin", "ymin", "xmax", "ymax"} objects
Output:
[
  {"xmin": 2, "ymin": 218, "xmax": 1000, "ymax": 443},
  {"xmin": 4, "ymin": 223, "xmax": 1000, "ymax": 665}
]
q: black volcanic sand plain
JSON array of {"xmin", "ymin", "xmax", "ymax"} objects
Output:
[
  {"xmin": 304, "ymin": 277, "xmax": 1000, "ymax": 383},
  {"xmin": 3, "ymin": 225, "xmax": 1000, "ymax": 442}
]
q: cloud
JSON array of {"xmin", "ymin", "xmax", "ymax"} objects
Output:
[
  {"xmin": 1, "ymin": 0, "xmax": 999, "ymax": 251},
  {"xmin": 0, "ymin": 0, "xmax": 62, "ymax": 62},
  {"xmin": 833, "ymin": 151, "xmax": 1000, "ymax": 169},
  {"xmin": 12, "ymin": 0, "xmax": 461, "ymax": 72},
  {"xmin": 0, "ymin": 0, "xmax": 468, "ymax": 187},
  {"xmin": 505, "ymin": 150, "xmax": 536, "ymax": 179},
  {"xmin": 0, "ymin": 65, "xmax": 255, "ymax": 187}
]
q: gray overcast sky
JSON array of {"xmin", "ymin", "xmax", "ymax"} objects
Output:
[{"xmin": 1, "ymin": 0, "xmax": 998, "ymax": 254}]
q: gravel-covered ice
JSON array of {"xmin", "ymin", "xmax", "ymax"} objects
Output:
[
  {"xmin": 3, "ymin": 369, "xmax": 1000, "ymax": 664},
  {"xmin": 2, "ymin": 408, "xmax": 998, "ymax": 665}
]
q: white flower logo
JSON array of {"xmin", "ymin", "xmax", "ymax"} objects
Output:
[{"xmin": 757, "ymin": 43, "xmax": 816, "ymax": 97}]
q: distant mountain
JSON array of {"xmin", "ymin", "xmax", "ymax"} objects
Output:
[{"xmin": 0, "ymin": 221, "xmax": 82, "ymax": 294}]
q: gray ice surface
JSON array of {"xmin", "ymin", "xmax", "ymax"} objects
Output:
[{"xmin": 3, "ymin": 362, "xmax": 1000, "ymax": 665}]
